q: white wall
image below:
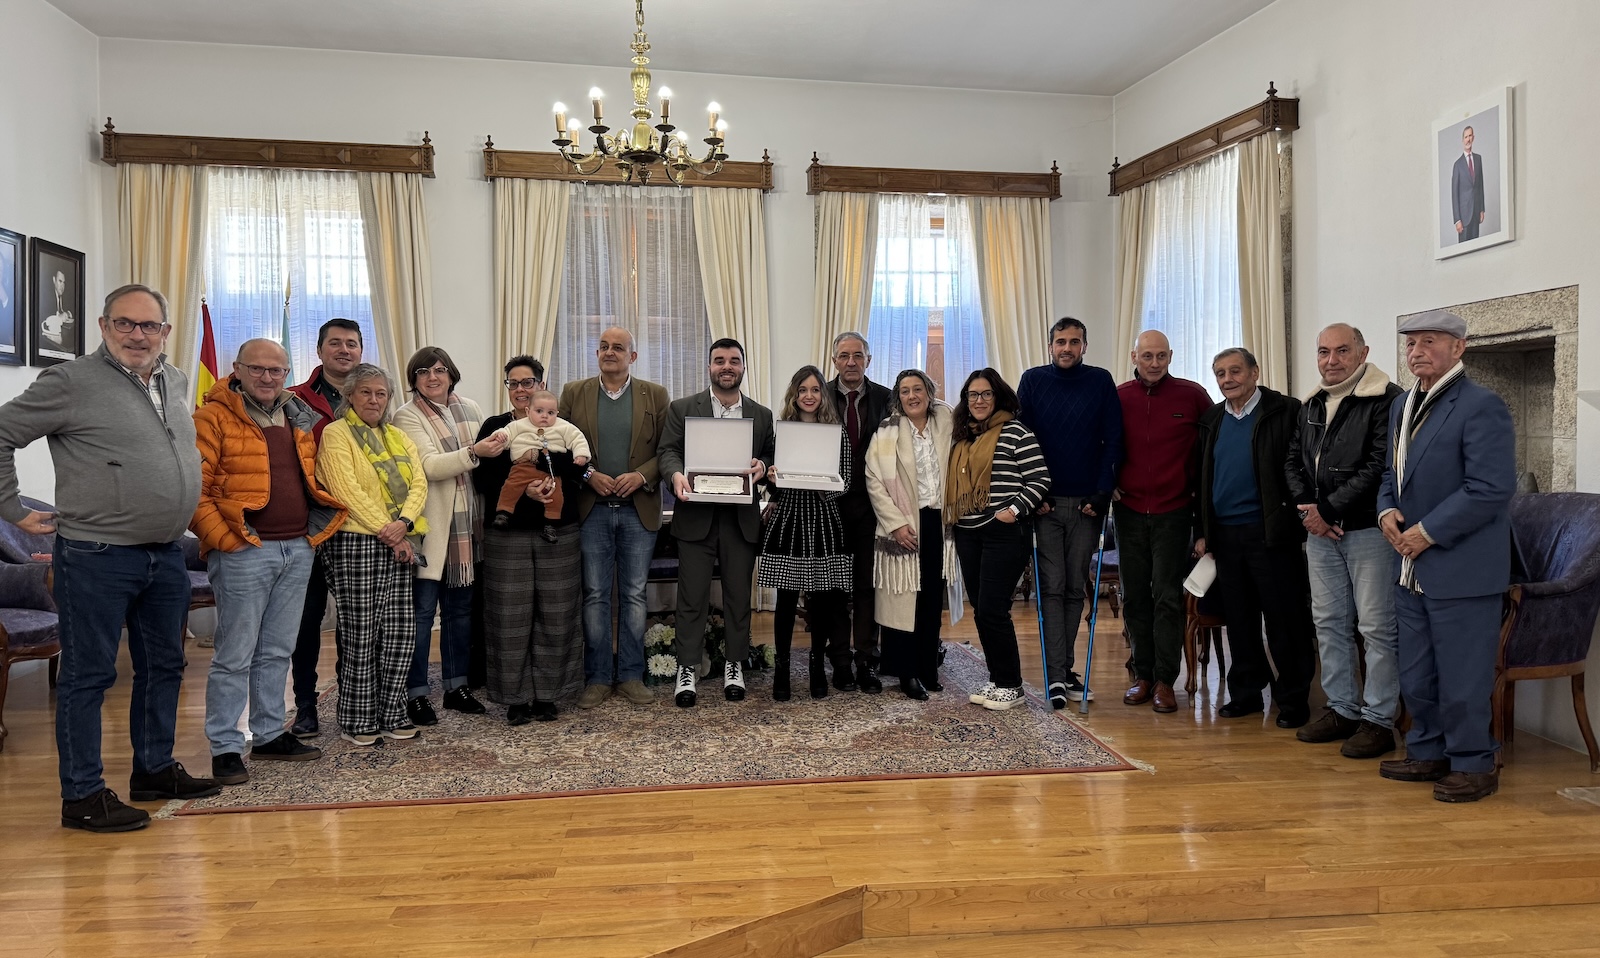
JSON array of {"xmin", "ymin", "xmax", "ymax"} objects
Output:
[
  {"xmin": 0, "ymin": 0, "xmax": 101, "ymax": 502},
  {"xmin": 96, "ymin": 39, "xmax": 1114, "ymax": 405},
  {"xmin": 1112, "ymin": 0, "xmax": 1600, "ymax": 754}
]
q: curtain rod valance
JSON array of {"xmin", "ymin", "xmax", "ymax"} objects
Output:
[
  {"xmin": 806, "ymin": 155, "xmax": 1060, "ymax": 199},
  {"xmin": 482, "ymin": 139, "xmax": 775, "ymax": 191},
  {"xmin": 1108, "ymin": 83, "xmax": 1299, "ymax": 196},
  {"xmin": 99, "ymin": 119, "xmax": 436, "ymax": 177}
]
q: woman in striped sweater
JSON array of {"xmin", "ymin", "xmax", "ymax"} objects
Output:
[{"xmin": 946, "ymin": 368, "xmax": 1051, "ymax": 710}]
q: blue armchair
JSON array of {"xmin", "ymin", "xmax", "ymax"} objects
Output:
[
  {"xmin": 1495, "ymin": 492, "xmax": 1600, "ymax": 772},
  {"xmin": 0, "ymin": 560, "xmax": 58, "ymax": 752}
]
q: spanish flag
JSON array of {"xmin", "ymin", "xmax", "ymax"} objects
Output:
[{"xmin": 194, "ymin": 302, "xmax": 218, "ymax": 408}]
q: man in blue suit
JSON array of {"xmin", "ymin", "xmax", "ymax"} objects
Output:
[
  {"xmin": 1451, "ymin": 126, "xmax": 1487, "ymax": 242},
  {"xmin": 1376, "ymin": 310, "xmax": 1514, "ymax": 803}
]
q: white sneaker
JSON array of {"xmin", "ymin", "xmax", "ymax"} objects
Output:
[
  {"xmin": 1064, "ymin": 671, "xmax": 1094, "ymax": 702},
  {"xmin": 675, "ymin": 664, "xmax": 698, "ymax": 707},
  {"xmin": 341, "ymin": 730, "xmax": 380, "ymax": 747},
  {"xmin": 969, "ymin": 681, "xmax": 997, "ymax": 705},
  {"xmin": 724, "ymin": 661, "xmax": 746, "ymax": 701},
  {"xmin": 1049, "ymin": 682, "xmax": 1069, "ymax": 710},
  {"xmin": 380, "ymin": 724, "xmax": 420, "ymax": 740},
  {"xmin": 981, "ymin": 686, "xmax": 1026, "ymax": 711}
]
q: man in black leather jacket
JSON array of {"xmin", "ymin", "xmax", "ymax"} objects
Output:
[{"xmin": 1285, "ymin": 324, "xmax": 1404, "ymax": 759}]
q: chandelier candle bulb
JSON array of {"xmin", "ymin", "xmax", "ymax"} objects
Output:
[
  {"xmin": 553, "ymin": 103, "xmax": 568, "ymax": 137},
  {"xmin": 707, "ymin": 102, "xmax": 720, "ymax": 132},
  {"xmin": 590, "ymin": 87, "xmax": 605, "ymax": 123},
  {"xmin": 659, "ymin": 86, "xmax": 672, "ymax": 122}
]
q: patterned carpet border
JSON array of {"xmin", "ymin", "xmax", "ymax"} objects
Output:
[{"xmin": 174, "ymin": 642, "xmax": 1134, "ymax": 816}]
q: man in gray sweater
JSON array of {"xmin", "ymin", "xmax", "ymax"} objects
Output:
[{"xmin": 0, "ymin": 283, "xmax": 220, "ymax": 832}]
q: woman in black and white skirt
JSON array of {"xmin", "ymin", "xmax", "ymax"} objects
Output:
[{"xmin": 758, "ymin": 365, "xmax": 853, "ymax": 701}]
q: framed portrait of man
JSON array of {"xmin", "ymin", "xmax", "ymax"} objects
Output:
[
  {"xmin": 29, "ymin": 238, "xmax": 85, "ymax": 367},
  {"xmin": 0, "ymin": 226, "xmax": 22, "ymax": 367},
  {"xmin": 1432, "ymin": 87, "xmax": 1515, "ymax": 260}
]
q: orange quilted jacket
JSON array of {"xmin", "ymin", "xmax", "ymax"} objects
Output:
[{"xmin": 190, "ymin": 379, "xmax": 348, "ymax": 556}]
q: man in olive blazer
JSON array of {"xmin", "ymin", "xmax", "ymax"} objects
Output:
[
  {"xmin": 559, "ymin": 327, "xmax": 673, "ymax": 708},
  {"xmin": 657, "ymin": 338, "xmax": 776, "ymax": 707}
]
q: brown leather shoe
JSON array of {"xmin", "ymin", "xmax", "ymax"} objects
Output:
[
  {"xmin": 1433, "ymin": 769, "xmax": 1499, "ymax": 803},
  {"xmin": 1378, "ymin": 757, "xmax": 1451, "ymax": 782},
  {"xmin": 1340, "ymin": 721, "xmax": 1396, "ymax": 759},
  {"xmin": 1151, "ymin": 681, "xmax": 1177, "ymax": 713},
  {"xmin": 1123, "ymin": 678, "xmax": 1154, "ymax": 705},
  {"xmin": 1296, "ymin": 707, "xmax": 1359, "ymax": 743}
]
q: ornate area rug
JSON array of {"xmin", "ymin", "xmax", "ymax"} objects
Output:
[{"xmin": 173, "ymin": 642, "xmax": 1133, "ymax": 815}]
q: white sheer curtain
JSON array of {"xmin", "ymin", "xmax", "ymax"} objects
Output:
[
  {"xmin": 552, "ymin": 184, "xmax": 708, "ymax": 398},
  {"xmin": 203, "ymin": 167, "xmax": 376, "ymax": 383},
  {"xmin": 869, "ymin": 194, "xmax": 986, "ymax": 400},
  {"xmin": 1139, "ymin": 147, "xmax": 1242, "ymax": 399}
]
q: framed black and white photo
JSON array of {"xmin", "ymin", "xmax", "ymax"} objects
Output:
[
  {"xmin": 29, "ymin": 238, "xmax": 85, "ymax": 367},
  {"xmin": 0, "ymin": 227, "xmax": 22, "ymax": 367},
  {"xmin": 1433, "ymin": 87, "xmax": 1514, "ymax": 259}
]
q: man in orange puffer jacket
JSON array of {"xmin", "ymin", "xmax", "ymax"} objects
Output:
[{"xmin": 191, "ymin": 338, "xmax": 349, "ymax": 787}]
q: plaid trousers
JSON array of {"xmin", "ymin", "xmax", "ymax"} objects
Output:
[{"xmin": 322, "ymin": 532, "xmax": 415, "ymax": 735}]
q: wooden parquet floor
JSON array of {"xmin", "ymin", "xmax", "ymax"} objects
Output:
[{"xmin": 2, "ymin": 606, "xmax": 1598, "ymax": 958}]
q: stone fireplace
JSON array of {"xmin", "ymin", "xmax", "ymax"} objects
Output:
[{"xmin": 1396, "ymin": 285, "xmax": 1577, "ymax": 492}]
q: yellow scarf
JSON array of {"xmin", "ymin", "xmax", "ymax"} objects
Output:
[
  {"xmin": 944, "ymin": 410, "xmax": 1012, "ymax": 522},
  {"xmin": 343, "ymin": 408, "xmax": 429, "ymax": 538}
]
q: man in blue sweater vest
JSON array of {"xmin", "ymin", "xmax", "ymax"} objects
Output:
[{"xmin": 1017, "ymin": 317, "xmax": 1124, "ymax": 706}]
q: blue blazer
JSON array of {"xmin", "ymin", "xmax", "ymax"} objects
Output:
[{"xmin": 1377, "ymin": 377, "xmax": 1514, "ymax": 599}]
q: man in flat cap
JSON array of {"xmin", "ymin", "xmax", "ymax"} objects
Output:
[{"xmin": 1376, "ymin": 310, "xmax": 1514, "ymax": 802}]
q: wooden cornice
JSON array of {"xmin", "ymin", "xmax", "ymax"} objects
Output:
[
  {"xmin": 807, "ymin": 156, "xmax": 1060, "ymax": 199},
  {"xmin": 1108, "ymin": 83, "xmax": 1299, "ymax": 196},
  {"xmin": 99, "ymin": 119, "xmax": 436, "ymax": 177},
  {"xmin": 482, "ymin": 139, "xmax": 774, "ymax": 191}
]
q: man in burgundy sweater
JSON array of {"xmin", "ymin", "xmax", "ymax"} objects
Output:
[{"xmin": 1115, "ymin": 330, "xmax": 1213, "ymax": 712}]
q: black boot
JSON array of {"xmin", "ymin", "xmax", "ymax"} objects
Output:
[
  {"xmin": 773, "ymin": 656, "xmax": 791, "ymax": 701},
  {"xmin": 809, "ymin": 646, "xmax": 829, "ymax": 699}
]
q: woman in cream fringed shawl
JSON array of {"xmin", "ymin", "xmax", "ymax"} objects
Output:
[{"xmin": 864, "ymin": 369, "xmax": 959, "ymax": 700}]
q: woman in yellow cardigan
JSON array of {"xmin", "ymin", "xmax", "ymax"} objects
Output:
[{"xmin": 315, "ymin": 364, "xmax": 429, "ymax": 747}]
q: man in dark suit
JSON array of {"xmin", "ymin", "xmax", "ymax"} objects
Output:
[
  {"xmin": 560, "ymin": 326, "xmax": 672, "ymax": 709},
  {"xmin": 1451, "ymin": 125, "xmax": 1487, "ymax": 243},
  {"xmin": 1377, "ymin": 310, "xmax": 1514, "ymax": 803},
  {"xmin": 826, "ymin": 331, "xmax": 893, "ymax": 692},
  {"xmin": 658, "ymin": 337, "xmax": 776, "ymax": 707}
]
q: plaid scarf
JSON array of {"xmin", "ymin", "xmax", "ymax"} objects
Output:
[
  {"xmin": 1393, "ymin": 361, "xmax": 1466, "ymax": 593},
  {"xmin": 344, "ymin": 408, "xmax": 427, "ymax": 550},
  {"xmin": 410, "ymin": 394, "xmax": 483, "ymax": 587}
]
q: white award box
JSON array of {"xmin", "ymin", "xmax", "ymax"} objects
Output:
[
  {"xmin": 684, "ymin": 416, "xmax": 755, "ymax": 504},
  {"xmin": 774, "ymin": 421, "xmax": 845, "ymax": 492}
]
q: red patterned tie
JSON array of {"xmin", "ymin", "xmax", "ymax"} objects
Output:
[{"xmin": 846, "ymin": 389, "xmax": 860, "ymax": 448}]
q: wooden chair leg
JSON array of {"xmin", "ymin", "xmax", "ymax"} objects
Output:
[
  {"xmin": 1182, "ymin": 623, "xmax": 1199, "ymax": 695},
  {"xmin": 0, "ymin": 662, "xmax": 9, "ymax": 753},
  {"xmin": 1572, "ymin": 673, "xmax": 1600, "ymax": 774},
  {"xmin": 48, "ymin": 653, "xmax": 60, "ymax": 688},
  {"xmin": 1504, "ymin": 682, "xmax": 1517, "ymax": 743}
]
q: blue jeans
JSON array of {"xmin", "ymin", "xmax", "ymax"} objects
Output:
[
  {"xmin": 205, "ymin": 538, "xmax": 314, "ymax": 755},
  {"xmin": 580, "ymin": 503, "xmax": 657, "ymax": 685},
  {"xmin": 410, "ymin": 578, "xmax": 473, "ymax": 697},
  {"xmin": 53, "ymin": 537, "xmax": 190, "ymax": 800},
  {"xmin": 1306, "ymin": 528, "xmax": 1400, "ymax": 727}
]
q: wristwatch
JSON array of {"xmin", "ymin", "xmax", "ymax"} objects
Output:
[
  {"xmin": 582, "ymin": 465, "xmax": 597, "ymax": 482},
  {"xmin": 401, "ymin": 517, "xmax": 415, "ymax": 532}
]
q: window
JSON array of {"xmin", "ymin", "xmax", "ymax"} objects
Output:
[
  {"xmin": 203, "ymin": 167, "xmax": 378, "ymax": 382},
  {"xmin": 868, "ymin": 194, "xmax": 986, "ymax": 400},
  {"xmin": 1139, "ymin": 146, "xmax": 1244, "ymax": 398},
  {"xmin": 551, "ymin": 184, "xmax": 710, "ymax": 398}
]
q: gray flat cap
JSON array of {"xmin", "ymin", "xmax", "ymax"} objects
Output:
[{"xmin": 1397, "ymin": 310, "xmax": 1468, "ymax": 339}]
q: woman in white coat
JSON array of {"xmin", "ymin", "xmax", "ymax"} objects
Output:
[
  {"xmin": 393, "ymin": 346, "xmax": 507, "ymax": 726},
  {"xmin": 865, "ymin": 369, "xmax": 958, "ymax": 700}
]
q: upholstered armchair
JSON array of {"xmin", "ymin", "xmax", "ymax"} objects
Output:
[
  {"xmin": 0, "ymin": 560, "xmax": 59, "ymax": 752},
  {"xmin": 0, "ymin": 495, "xmax": 55, "ymax": 564},
  {"xmin": 1495, "ymin": 492, "xmax": 1600, "ymax": 772}
]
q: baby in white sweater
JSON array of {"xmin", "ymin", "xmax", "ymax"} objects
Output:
[{"xmin": 493, "ymin": 391, "xmax": 590, "ymax": 538}]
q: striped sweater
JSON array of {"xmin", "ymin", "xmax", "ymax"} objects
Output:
[{"xmin": 954, "ymin": 419, "xmax": 1052, "ymax": 528}]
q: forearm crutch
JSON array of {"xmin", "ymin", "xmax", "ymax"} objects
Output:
[
  {"xmin": 1031, "ymin": 525, "xmax": 1051, "ymax": 700},
  {"xmin": 1079, "ymin": 514, "xmax": 1110, "ymax": 715}
]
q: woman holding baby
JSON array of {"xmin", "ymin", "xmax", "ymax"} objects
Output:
[{"xmin": 470, "ymin": 356, "xmax": 586, "ymax": 725}]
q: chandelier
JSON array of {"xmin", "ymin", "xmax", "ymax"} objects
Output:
[{"xmin": 552, "ymin": 0, "xmax": 728, "ymax": 186}]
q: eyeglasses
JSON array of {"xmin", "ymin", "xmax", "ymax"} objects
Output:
[
  {"xmin": 238, "ymin": 363, "xmax": 289, "ymax": 379},
  {"xmin": 415, "ymin": 365, "xmax": 452, "ymax": 379},
  {"xmin": 109, "ymin": 318, "xmax": 168, "ymax": 335},
  {"xmin": 504, "ymin": 378, "xmax": 543, "ymax": 390},
  {"xmin": 965, "ymin": 390, "xmax": 995, "ymax": 402}
]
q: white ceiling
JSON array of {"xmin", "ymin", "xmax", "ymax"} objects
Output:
[{"xmin": 49, "ymin": 0, "xmax": 1275, "ymax": 96}]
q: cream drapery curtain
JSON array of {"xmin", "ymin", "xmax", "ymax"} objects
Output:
[
  {"xmin": 358, "ymin": 171, "xmax": 434, "ymax": 391},
  {"xmin": 1238, "ymin": 131, "xmax": 1288, "ymax": 393},
  {"xmin": 970, "ymin": 195, "xmax": 1052, "ymax": 388},
  {"xmin": 811, "ymin": 192, "xmax": 877, "ymax": 369},
  {"xmin": 118, "ymin": 164, "xmax": 208, "ymax": 378},
  {"xmin": 692, "ymin": 188, "xmax": 771, "ymax": 404},
  {"xmin": 493, "ymin": 178, "xmax": 570, "ymax": 397},
  {"xmin": 1111, "ymin": 184, "xmax": 1150, "ymax": 384}
]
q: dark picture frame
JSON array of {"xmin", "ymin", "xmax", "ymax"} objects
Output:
[
  {"xmin": 29, "ymin": 238, "xmax": 85, "ymax": 367},
  {"xmin": 0, "ymin": 227, "xmax": 23, "ymax": 367}
]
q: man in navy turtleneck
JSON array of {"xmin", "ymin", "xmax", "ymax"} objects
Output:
[{"xmin": 1017, "ymin": 317, "xmax": 1123, "ymax": 707}]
